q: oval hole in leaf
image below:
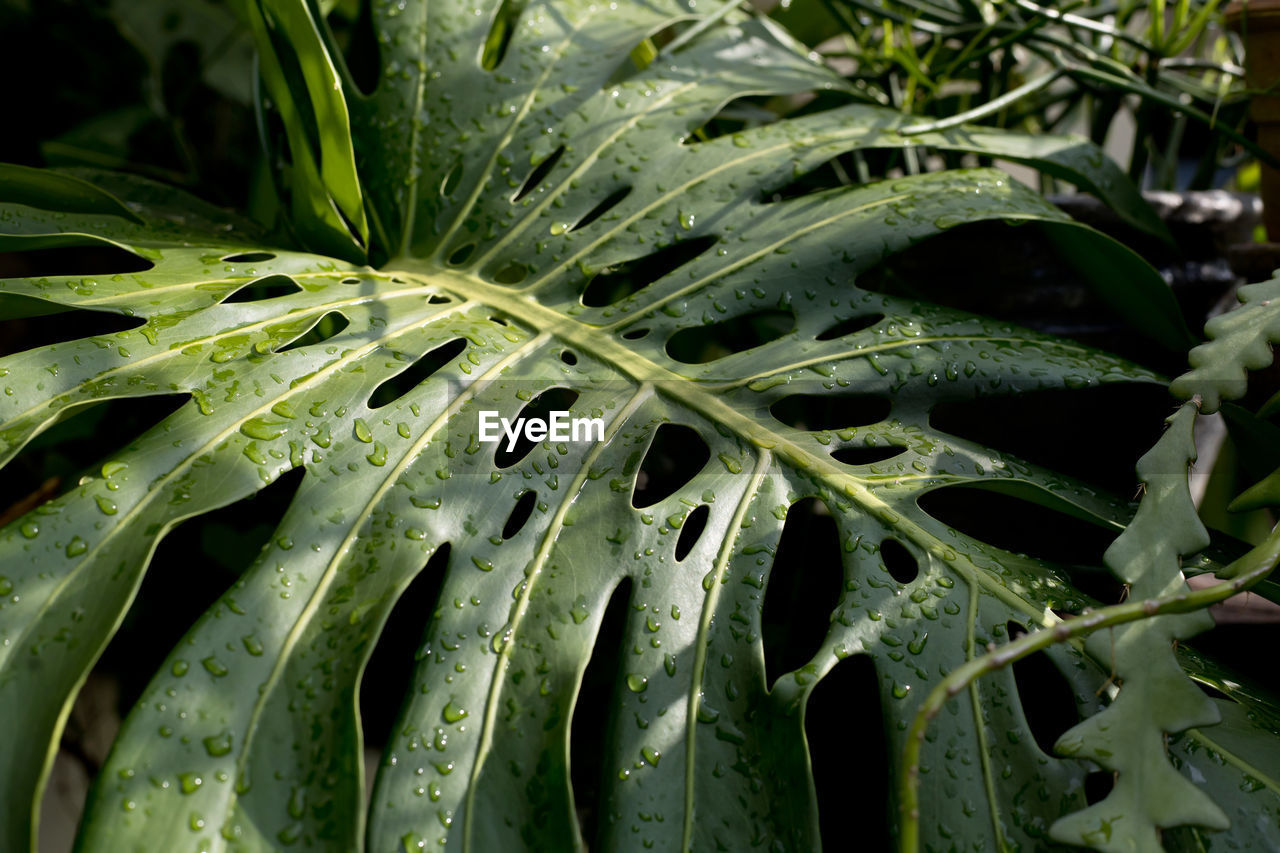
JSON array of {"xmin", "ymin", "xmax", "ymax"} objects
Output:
[
  {"xmin": 917, "ymin": 483, "xmax": 1117, "ymax": 567},
  {"xmin": 631, "ymin": 423, "xmax": 709, "ymax": 508},
  {"xmin": 831, "ymin": 444, "xmax": 902, "ymax": 465},
  {"xmin": 0, "ymin": 295, "xmax": 143, "ymax": 357},
  {"xmin": 0, "ymin": 243, "xmax": 153, "ymax": 279},
  {"xmin": 1006, "ymin": 626, "xmax": 1081, "ymax": 755},
  {"xmin": 220, "ymin": 251, "xmax": 276, "ymax": 263},
  {"xmin": 427, "ymin": 293, "xmax": 452, "ymax": 304},
  {"xmin": 502, "ymin": 490, "xmax": 538, "ymax": 540},
  {"xmin": 559, "ymin": 350, "xmax": 577, "ymax": 365},
  {"xmin": 447, "ymin": 243, "xmax": 476, "ymax": 267},
  {"xmin": 1084, "ymin": 771, "xmax": 1114, "ymax": 805},
  {"xmin": 620, "ymin": 327, "xmax": 649, "ymax": 340},
  {"xmin": 360, "ymin": 544, "xmax": 452, "ymax": 751},
  {"xmin": 493, "ymin": 261, "xmax": 529, "ymax": 285},
  {"xmin": 368, "ymin": 338, "xmax": 467, "ymax": 409},
  {"xmin": 674, "ymin": 504, "xmax": 709, "ymax": 561},
  {"xmin": 880, "ymin": 538, "xmax": 918, "ymax": 584},
  {"xmin": 930, "ymin": 383, "xmax": 1168, "ymax": 495},
  {"xmin": 581, "ymin": 236, "xmax": 716, "ymax": 307},
  {"xmin": 480, "ymin": 0, "xmax": 523, "ymax": 71},
  {"xmin": 572, "ymin": 185, "xmax": 631, "ymax": 231},
  {"xmin": 666, "ymin": 309, "xmax": 795, "ymax": 364},
  {"xmin": 815, "ymin": 313, "xmax": 884, "ymax": 341},
  {"xmin": 763, "ymin": 497, "xmax": 842, "ymax": 687},
  {"xmin": 513, "ymin": 146, "xmax": 565, "ymax": 202},
  {"xmin": 570, "ymin": 577, "xmax": 633, "ymax": 849},
  {"xmin": 807, "ymin": 655, "xmax": 891, "ymax": 852},
  {"xmin": 277, "ymin": 311, "xmax": 350, "ymax": 352},
  {"xmin": 101, "ymin": 465, "xmax": 307, "ymax": 709},
  {"xmin": 441, "ymin": 162, "xmax": 464, "ymax": 198},
  {"xmin": 770, "ymin": 393, "xmax": 890, "ymax": 431},
  {"xmin": 220, "ymin": 274, "xmax": 302, "ymax": 304},
  {"xmin": 493, "ymin": 387, "xmax": 580, "ymax": 469}
]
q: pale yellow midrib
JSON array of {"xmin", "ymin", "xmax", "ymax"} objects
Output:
[{"xmin": 416, "ymin": 266, "xmax": 1056, "ymax": 625}]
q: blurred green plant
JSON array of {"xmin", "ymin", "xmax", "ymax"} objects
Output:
[{"xmin": 770, "ymin": 0, "xmax": 1256, "ymax": 190}]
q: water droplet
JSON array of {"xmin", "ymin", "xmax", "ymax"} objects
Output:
[
  {"xmin": 240, "ymin": 418, "xmax": 287, "ymax": 441},
  {"xmin": 178, "ymin": 772, "xmax": 203, "ymax": 794},
  {"xmin": 202, "ymin": 656, "xmax": 229, "ymax": 677},
  {"xmin": 203, "ymin": 731, "xmax": 233, "ymax": 757}
]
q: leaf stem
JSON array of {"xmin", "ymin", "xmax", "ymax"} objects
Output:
[{"xmin": 897, "ymin": 71, "xmax": 1063, "ymax": 135}]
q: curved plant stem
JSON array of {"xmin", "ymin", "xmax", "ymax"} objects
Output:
[{"xmin": 896, "ymin": 520, "xmax": 1280, "ymax": 853}]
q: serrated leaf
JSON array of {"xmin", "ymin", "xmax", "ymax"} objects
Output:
[{"xmin": 1050, "ymin": 406, "xmax": 1228, "ymax": 852}]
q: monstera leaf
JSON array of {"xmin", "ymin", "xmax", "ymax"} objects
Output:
[{"xmin": 1, "ymin": 2, "xmax": 1272, "ymax": 851}]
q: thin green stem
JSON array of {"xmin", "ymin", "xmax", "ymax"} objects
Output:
[{"xmin": 898, "ymin": 70, "xmax": 1063, "ymax": 134}]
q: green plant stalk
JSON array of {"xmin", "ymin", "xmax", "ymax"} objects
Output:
[
  {"xmin": 660, "ymin": 0, "xmax": 743, "ymax": 55},
  {"xmin": 1014, "ymin": 0, "xmax": 1153, "ymax": 49},
  {"xmin": 899, "ymin": 70, "xmax": 1063, "ymax": 134},
  {"xmin": 897, "ymin": 519, "xmax": 1280, "ymax": 853},
  {"xmin": 1069, "ymin": 64, "xmax": 1273, "ymax": 165}
]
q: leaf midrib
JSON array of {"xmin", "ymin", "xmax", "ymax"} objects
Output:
[{"xmin": 421, "ymin": 266, "xmax": 1059, "ymax": 622}]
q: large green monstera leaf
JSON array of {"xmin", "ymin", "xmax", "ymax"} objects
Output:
[{"xmin": 3, "ymin": 2, "xmax": 1276, "ymax": 851}]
